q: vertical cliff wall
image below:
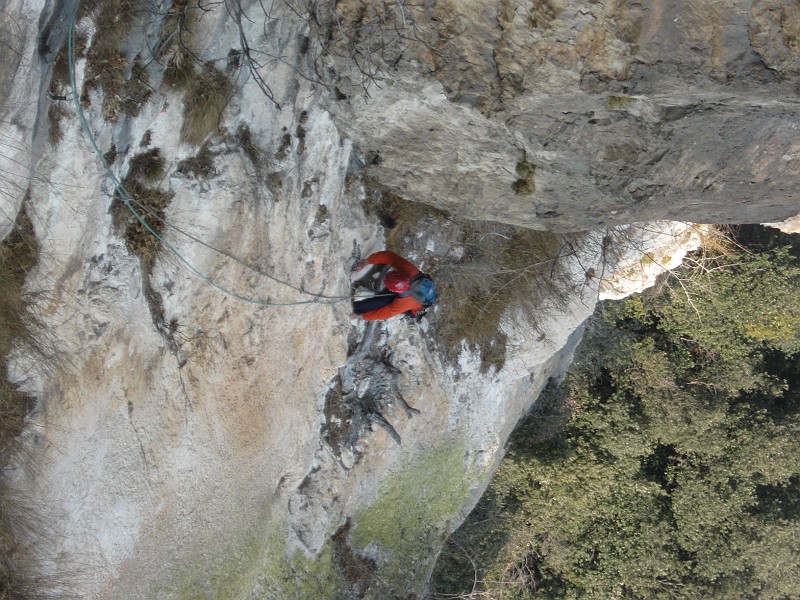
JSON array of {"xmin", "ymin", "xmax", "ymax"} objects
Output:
[{"xmin": 0, "ymin": 0, "xmax": 795, "ymax": 598}]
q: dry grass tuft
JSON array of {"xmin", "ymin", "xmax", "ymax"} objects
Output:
[
  {"xmin": 236, "ymin": 123, "xmax": 265, "ymax": 167},
  {"xmin": 109, "ymin": 148, "xmax": 175, "ymax": 329},
  {"xmin": 111, "ymin": 181, "xmax": 173, "ymax": 274},
  {"xmin": 0, "ymin": 206, "xmax": 51, "ymax": 599},
  {"xmin": 79, "ymin": 0, "xmax": 139, "ymax": 120},
  {"xmin": 696, "ymin": 224, "xmax": 737, "ymax": 258},
  {"xmin": 162, "ymin": 46, "xmax": 194, "ymax": 89},
  {"xmin": 111, "ymin": 180, "xmax": 173, "ymax": 331},
  {"xmin": 156, "ymin": 0, "xmax": 199, "ymax": 85},
  {"xmin": 77, "ymin": 1, "xmax": 155, "ymax": 121},
  {"xmin": 47, "ymin": 103, "xmax": 67, "ymax": 146},
  {"xmin": 120, "ymin": 60, "xmax": 153, "ymax": 118},
  {"xmin": 0, "ymin": 208, "xmax": 42, "ymax": 365},
  {"xmin": 110, "ymin": 148, "xmax": 174, "ymax": 275},
  {"xmin": 180, "ymin": 63, "xmax": 232, "ymax": 146},
  {"xmin": 176, "ymin": 143, "xmax": 218, "ymax": 179},
  {"xmin": 81, "ymin": 48, "xmax": 128, "ymax": 120},
  {"xmin": 48, "ymin": 45, "xmax": 76, "ymax": 96},
  {"xmin": 157, "ymin": 0, "xmax": 206, "ymax": 94}
]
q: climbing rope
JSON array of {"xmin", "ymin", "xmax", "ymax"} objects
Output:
[{"xmin": 67, "ymin": 20, "xmax": 355, "ymax": 308}]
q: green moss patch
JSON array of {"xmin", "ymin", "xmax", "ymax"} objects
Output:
[
  {"xmin": 250, "ymin": 527, "xmax": 343, "ymax": 599},
  {"xmin": 512, "ymin": 156, "xmax": 536, "ymax": 195},
  {"xmin": 606, "ymin": 94, "xmax": 638, "ymax": 110},
  {"xmin": 155, "ymin": 519, "xmax": 341, "ymax": 600},
  {"xmin": 349, "ymin": 440, "xmax": 473, "ymax": 592},
  {"xmin": 129, "ymin": 442, "xmax": 479, "ymax": 598}
]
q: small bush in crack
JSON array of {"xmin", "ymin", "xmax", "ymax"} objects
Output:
[
  {"xmin": 156, "ymin": 0, "xmax": 199, "ymax": 85},
  {"xmin": 111, "ymin": 181, "xmax": 173, "ymax": 273},
  {"xmin": 236, "ymin": 123, "xmax": 265, "ymax": 167},
  {"xmin": 120, "ymin": 59, "xmax": 153, "ymax": 118},
  {"xmin": 79, "ymin": 0, "xmax": 148, "ymax": 121},
  {"xmin": 176, "ymin": 143, "xmax": 218, "ymax": 179},
  {"xmin": 127, "ymin": 147, "xmax": 166, "ymax": 182},
  {"xmin": 110, "ymin": 149, "xmax": 174, "ymax": 274},
  {"xmin": 275, "ymin": 130, "xmax": 292, "ymax": 161},
  {"xmin": 110, "ymin": 174, "xmax": 173, "ymax": 336},
  {"xmin": 81, "ymin": 48, "xmax": 128, "ymax": 120},
  {"xmin": 226, "ymin": 48, "xmax": 242, "ymax": 73},
  {"xmin": 49, "ymin": 46, "xmax": 72, "ymax": 90},
  {"xmin": 435, "ymin": 224, "xmax": 574, "ymax": 371},
  {"xmin": 512, "ymin": 155, "xmax": 536, "ymax": 195},
  {"xmin": 103, "ymin": 144, "xmax": 118, "ymax": 165},
  {"xmin": 47, "ymin": 102, "xmax": 67, "ymax": 146},
  {"xmin": 362, "ymin": 190, "xmax": 448, "ymax": 250},
  {"xmin": 180, "ymin": 64, "xmax": 232, "ymax": 145}
]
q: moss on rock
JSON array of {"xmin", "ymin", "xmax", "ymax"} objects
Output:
[
  {"xmin": 145, "ymin": 442, "xmax": 476, "ymax": 598},
  {"xmin": 253, "ymin": 534, "xmax": 343, "ymax": 599},
  {"xmin": 606, "ymin": 94, "xmax": 638, "ymax": 110},
  {"xmin": 349, "ymin": 440, "xmax": 473, "ymax": 594},
  {"xmin": 160, "ymin": 521, "xmax": 343, "ymax": 600},
  {"xmin": 512, "ymin": 156, "xmax": 536, "ymax": 195}
]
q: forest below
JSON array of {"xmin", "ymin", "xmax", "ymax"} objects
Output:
[{"xmin": 433, "ymin": 225, "xmax": 800, "ymax": 599}]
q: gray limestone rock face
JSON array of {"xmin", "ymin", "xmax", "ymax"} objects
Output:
[
  {"xmin": 0, "ymin": 0, "xmax": 797, "ymax": 598},
  {"xmin": 322, "ymin": 0, "xmax": 800, "ymax": 231}
]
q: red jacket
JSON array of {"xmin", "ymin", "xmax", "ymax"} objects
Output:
[{"xmin": 360, "ymin": 251, "xmax": 423, "ymax": 321}]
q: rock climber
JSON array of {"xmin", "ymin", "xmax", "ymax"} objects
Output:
[{"xmin": 350, "ymin": 250, "xmax": 437, "ymax": 321}]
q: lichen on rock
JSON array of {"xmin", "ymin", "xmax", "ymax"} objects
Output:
[{"xmin": 347, "ymin": 440, "xmax": 473, "ymax": 595}]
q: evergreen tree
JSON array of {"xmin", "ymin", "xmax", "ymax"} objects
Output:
[{"xmin": 433, "ymin": 229, "xmax": 800, "ymax": 599}]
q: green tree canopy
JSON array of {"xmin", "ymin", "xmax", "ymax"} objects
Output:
[{"xmin": 433, "ymin": 227, "xmax": 800, "ymax": 599}]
